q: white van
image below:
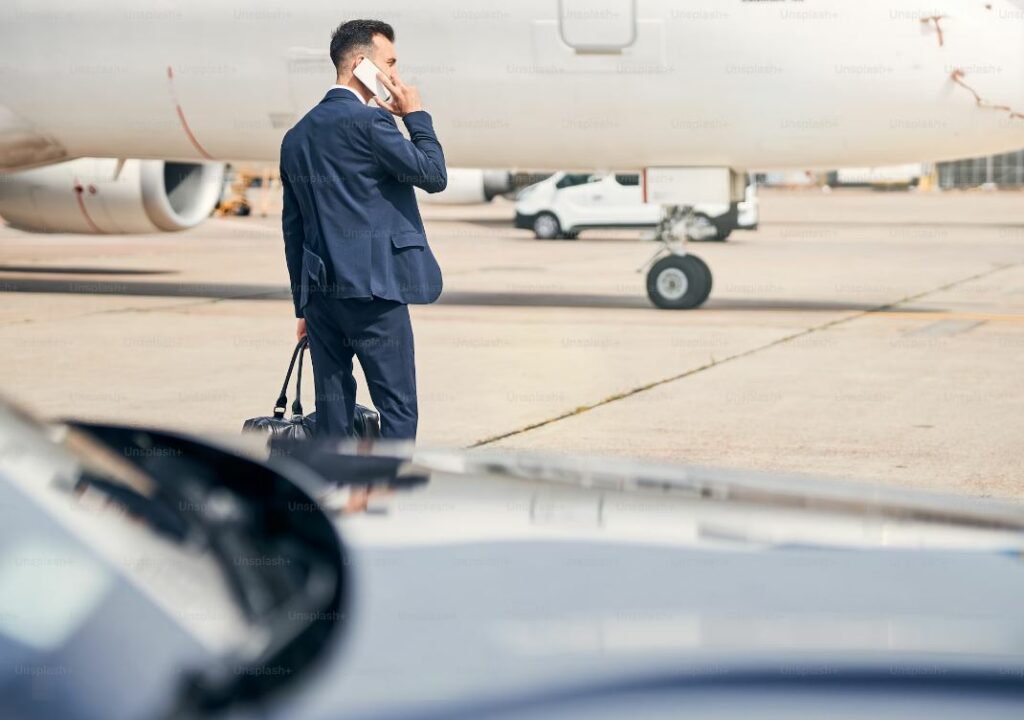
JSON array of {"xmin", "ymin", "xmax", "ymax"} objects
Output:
[{"xmin": 514, "ymin": 172, "xmax": 758, "ymax": 241}]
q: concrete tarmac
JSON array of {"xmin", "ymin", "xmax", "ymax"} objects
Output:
[{"xmin": 1, "ymin": 188, "xmax": 1022, "ymax": 498}]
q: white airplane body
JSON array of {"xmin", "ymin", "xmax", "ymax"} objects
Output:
[
  {"xmin": 2, "ymin": 0, "xmax": 1023, "ymax": 171},
  {"xmin": 2, "ymin": 0, "xmax": 1024, "ymax": 306}
]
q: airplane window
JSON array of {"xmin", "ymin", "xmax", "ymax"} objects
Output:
[
  {"xmin": 555, "ymin": 174, "xmax": 595, "ymax": 189},
  {"xmin": 615, "ymin": 174, "xmax": 640, "ymax": 186}
]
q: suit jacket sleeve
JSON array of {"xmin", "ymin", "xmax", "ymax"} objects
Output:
[
  {"xmin": 280, "ymin": 167, "xmax": 306, "ymax": 318},
  {"xmin": 369, "ymin": 109, "xmax": 448, "ymax": 193}
]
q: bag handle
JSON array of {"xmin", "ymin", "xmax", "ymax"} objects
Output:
[
  {"xmin": 292, "ymin": 340, "xmax": 307, "ymax": 417},
  {"xmin": 274, "ymin": 338, "xmax": 308, "ymax": 418}
]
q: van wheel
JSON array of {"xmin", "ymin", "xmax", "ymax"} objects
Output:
[{"xmin": 533, "ymin": 213, "xmax": 561, "ymax": 240}]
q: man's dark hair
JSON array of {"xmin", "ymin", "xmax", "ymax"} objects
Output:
[{"xmin": 330, "ymin": 19, "xmax": 394, "ymax": 72}]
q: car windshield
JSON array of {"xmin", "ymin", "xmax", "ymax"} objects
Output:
[{"xmin": 0, "ymin": 403, "xmax": 253, "ymax": 656}]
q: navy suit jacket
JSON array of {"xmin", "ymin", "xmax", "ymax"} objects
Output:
[{"xmin": 280, "ymin": 88, "xmax": 447, "ymax": 317}]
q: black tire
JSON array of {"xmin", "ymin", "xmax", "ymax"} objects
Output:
[
  {"xmin": 687, "ymin": 213, "xmax": 730, "ymax": 242},
  {"xmin": 234, "ymin": 203, "xmax": 252, "ymax": 217},
  {"xmin": 646, "ymin": 255, "xmax": 712, "ymax": 309},
  {"xmin": 533, "ymin": 212, "xmax": 561, "ymax": 240},
  {"xmin": 561, "ymin": 230, "xmax": 579, "ymax": 240}
]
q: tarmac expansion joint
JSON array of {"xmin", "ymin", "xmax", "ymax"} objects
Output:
[{"xmin": 468, "ymin": 262, "xmax": 1018, "ymax": 449}]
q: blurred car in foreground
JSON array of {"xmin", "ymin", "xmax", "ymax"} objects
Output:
[
  {"xmin": 515, "ymin": 172, "xmax": 759, "ymax": 242},
  {"xmin": 3, "ymin": 398, "xmax": 1024, "ymax": 719}
]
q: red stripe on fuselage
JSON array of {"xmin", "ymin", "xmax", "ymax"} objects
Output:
[{"xmin": 167, "ymin": 65, "xmax": 214, "ymax": 160}]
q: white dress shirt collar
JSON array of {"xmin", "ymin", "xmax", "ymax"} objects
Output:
[{"xmin": 330, "ymin": 84, "xmax": 367, "ymax": 104}]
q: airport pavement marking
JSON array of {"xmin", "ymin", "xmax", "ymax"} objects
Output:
[
  {"xmin": 469, "ymin": 262, "xmax": 1019, "ymax": 448},
  {"xmin": 871, "ymin": 311, "xmax": 1024, "ymax": 324}
]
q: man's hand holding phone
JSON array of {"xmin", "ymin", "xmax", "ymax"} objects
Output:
[{"xmin": 376, "ymin": 72, "xmax": 423, "ymax": 117}]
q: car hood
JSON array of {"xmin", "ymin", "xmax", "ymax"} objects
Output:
[{"xmin": 266, "ymin": 449, "xmax": 1024, "ymax": 719}]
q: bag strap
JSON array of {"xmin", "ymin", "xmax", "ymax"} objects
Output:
[
  {"xmin": 274, "ymin": 338, "xmax": 307, "ymax": 419},
  {"xmin": 292, "ymin": 340, "xmax": 307, "ymax": 417}
]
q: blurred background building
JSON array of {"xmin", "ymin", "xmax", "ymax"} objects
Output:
[{"xmin": 937, "ymin": 149, "xmax": 1024, "ymax": 189}]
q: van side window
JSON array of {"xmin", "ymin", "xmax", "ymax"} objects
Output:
[{"xmin": 615, "ymin": 174, "xmax": 640, "ymax": 186}]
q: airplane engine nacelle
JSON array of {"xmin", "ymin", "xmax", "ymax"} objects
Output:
[
  {"xmin": 0, "ymin": 158, "xmax": 226, "ymax": 234},
  {"xmin": 417, "ymin": 169, "xmax": 513, "ymax": 205}
]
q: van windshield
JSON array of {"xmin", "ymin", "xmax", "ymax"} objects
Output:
[{"xmin": 555, "ymin": 173, "xmax": 598, "ymax": 189}]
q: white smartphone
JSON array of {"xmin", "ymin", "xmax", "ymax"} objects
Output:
[{"xmin": 353, "ymin": 57, "xmax": 392, "ymax": 103}]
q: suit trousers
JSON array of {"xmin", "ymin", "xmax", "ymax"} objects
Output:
[{"xmin": 303, "ymin": 293, "xmax": 418, "ymax": 440}]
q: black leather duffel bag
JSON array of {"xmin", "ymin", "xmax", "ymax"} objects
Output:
[{"xmin": 242, "ymin": 338, "xmax": 380, "ymax": 440}]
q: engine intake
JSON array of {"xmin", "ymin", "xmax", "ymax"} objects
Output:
[{"xmin": 0, "ymin": 158, "xmax": 226, "ymax": 234}]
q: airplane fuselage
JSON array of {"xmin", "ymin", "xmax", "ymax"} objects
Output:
[{"xmin": 2, "ymin": 0, "xmax": 1024, "ymax": 172}]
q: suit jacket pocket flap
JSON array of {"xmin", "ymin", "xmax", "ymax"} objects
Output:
[
  {"xmin": 391, "ymin": 231, "xmax": 426, "ymax": 249},
  {"xmin": 302, "ymin": 247, "xmax": 327, "ymax": 282}
]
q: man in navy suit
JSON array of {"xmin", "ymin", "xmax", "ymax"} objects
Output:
[{"xmin": 280, "ymin": 19, "xmax": 446, "ymax": 440}]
